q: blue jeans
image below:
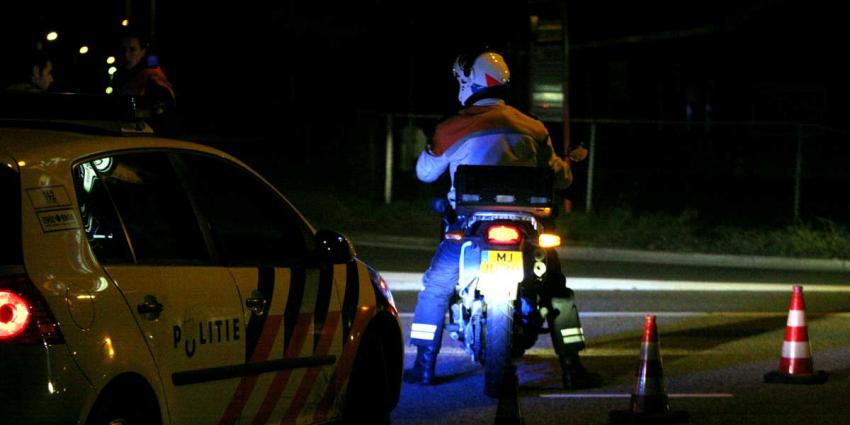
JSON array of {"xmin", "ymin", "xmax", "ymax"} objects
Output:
[{"xmin": 409, "ymin": 239, "xmax": 462, "ymax": 348}]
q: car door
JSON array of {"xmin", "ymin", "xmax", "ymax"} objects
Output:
[
  {"xmin": 74, "ymin": 151, "xmax": 245, "ymax": 423},
  {"xmin": 175, "ymin": 152, "xmax": 345, "ymax": 425}
]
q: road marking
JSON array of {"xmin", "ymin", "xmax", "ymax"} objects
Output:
[
  {"xmin": 541, "ymin": 393, "xmax": 734, "ymax": 399},
  {"xmin": 381, "ymin": 272, "xmax": 850, "ymax": 293},
  {"xmin": 403, "ymin": 345, "xmax": 726, "ymax": 356},
  {"xmin": 352, "ymin": 234, "xmax": 850, "ymax": 272},
  {"xmin": 398, "ymin": 312, "xmax": 850, "ymax": 320}
]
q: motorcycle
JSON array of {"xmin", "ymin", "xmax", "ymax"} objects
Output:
[{"xmin": 440, "ymin": 164, "xmax": 579, "ymax": 397}]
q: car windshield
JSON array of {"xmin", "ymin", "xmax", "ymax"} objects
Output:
[{"xmin": 0, "ymin": 165, "xmax": 22, "ymax": 265}]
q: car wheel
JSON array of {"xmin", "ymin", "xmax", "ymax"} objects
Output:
[
  {"xmin": 86, "ymin": 391, "xmax": 161, "ymax": 425},
  {"xmin": 342, "ymin": 327, "xmax": 392, "ymax": 425}
]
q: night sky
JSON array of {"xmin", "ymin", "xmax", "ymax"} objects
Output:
[
  {"xmin": 2, "ymin": 1, "xmax": 846, "ymax": 131},
  {"xmin": 2, "ymin": 1, "xmax": 848, "ymax": 219}
]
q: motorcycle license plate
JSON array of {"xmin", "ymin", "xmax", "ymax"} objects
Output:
[{"xmin": 479, "ymin": 250, "xmax": 523, "ymax": 299}]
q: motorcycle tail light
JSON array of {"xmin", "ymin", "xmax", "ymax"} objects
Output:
[
  {"xmin": 538, "ymin": 233, "xmax": 561, "ymax": 248},
  {"xmin": 487, "ymin": 225, "xmax": 521, "ymax": 245},
  {"xmin": 0, "ymin": 275, "xmax": 64, "ymax": 345}
]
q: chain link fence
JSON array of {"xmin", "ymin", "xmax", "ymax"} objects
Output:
[{"xmin": 359, "ymin": 113, "xmax": 850, "ymax": 225}]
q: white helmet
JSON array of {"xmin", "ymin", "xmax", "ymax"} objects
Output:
[{"xmin": 453, "ymin": 51, "xmax": 510, "ymax": 106}]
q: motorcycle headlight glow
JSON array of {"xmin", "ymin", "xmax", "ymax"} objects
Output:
[{"xmin": 538, "ymin": 233, "xmax": 561, "ymax": 248}]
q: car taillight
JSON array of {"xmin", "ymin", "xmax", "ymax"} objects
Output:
[
  {"xmin": 0, "ymin": 275, "xmax": 64, "ymax": 345},
  {"xmin": 487, "ymin": 225, "xmax": 521, "ymax": 245},
  {"xmin": 0, "ymin": 290, "xmax": 31, "ymax": 339}
]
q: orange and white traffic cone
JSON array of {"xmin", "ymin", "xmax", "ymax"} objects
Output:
[
  {"xmin": 609, "ymin": 315, "xmax": 688, "ymax": 424},
  {"xmin": 764, "ymin": 285, "xmax": 828, "ymax": 384}
]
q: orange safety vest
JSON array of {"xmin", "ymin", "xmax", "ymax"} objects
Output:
[
  {"xmin": 431, "ymin": 104, "xmax": 549, "ymax": 156},
  {"xmin": 119, "ymin": 66, "xmax": 175, "ymax": 100}
]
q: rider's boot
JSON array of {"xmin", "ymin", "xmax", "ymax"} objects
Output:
[
  {"xmin": 403, "ymin": 344, "xmax": 439, "ymax": 385},
  {"xmin": 559, "ymin": 351, "xmax": 603, "ymax": 390}
]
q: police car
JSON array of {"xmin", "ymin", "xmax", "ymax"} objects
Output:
[{"xmin": 0, "ymin": 93, "xmax": 403, "ymax": 424}]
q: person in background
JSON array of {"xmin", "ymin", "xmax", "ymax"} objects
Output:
[
  {"xmin": 4, "ymin": 50, "xmax": 53, "ymax": 93},
  {"xmin": 403, "ymin": 48, "xmax": 599, "ymax": 395},
  {"xmin": 113, "ymin": 28, "xmax": 176, "ymax": 134}
]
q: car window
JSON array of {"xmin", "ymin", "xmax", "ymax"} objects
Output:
[
  {"xmin": 0, "ymin": 166, "xmax": 22, "ymax": 265},
  {"xmin": 78, "ymin": 152, "xmax": 209, "ymax": 265},
  {"xmin": 177, "ymin": 153, "xmax": 312, "ymax": 265},
  {"xmin": 74, "ymin": 157, "xmax": 134, "ymax": 264}
]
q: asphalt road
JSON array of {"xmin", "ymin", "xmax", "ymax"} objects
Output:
[{"xmin": 353, "ymin": 240, "xmax": 850, "ymax": 425}]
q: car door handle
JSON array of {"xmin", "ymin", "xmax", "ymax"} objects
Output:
[
  {"xmin": 137, "ymin": 295, "xmax": 164, "ymax": 319},
  {"xmin": 246, "ymin": 297, "xmax": 267, "ymax": 316}
]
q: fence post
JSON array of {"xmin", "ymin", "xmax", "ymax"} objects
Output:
[
  {"xmin": 585, "ymin": 121, "xmax": 597, "ymax": 214},
  {"xmin": 793, "ymin": 124, "xmax": 803, "ymax": 222},
  {"xmin": 384, "ymin": 114, "xmax": 394, "ymax": 204}
]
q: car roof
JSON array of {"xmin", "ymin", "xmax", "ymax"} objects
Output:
[
  {"xmin": 0, "ymin": 93, "xmax": 241, "ymax": 167},
  {"xmin": 0, "ymin": 125, "xmax": 233, "ymax": 166}
]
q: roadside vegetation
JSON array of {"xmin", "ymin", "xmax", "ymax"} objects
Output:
[
  {"xmin": 285, "ymin": 190, "xmax": 850, "ymax": 260},
  {"xmin": 560, "ymin": 208, "xmax": 850, "ymax": 259}
]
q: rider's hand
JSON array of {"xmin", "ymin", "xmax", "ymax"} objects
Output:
[{"xmin": 568, "ymin": 146, "xmax": 588, "ymax": 162}]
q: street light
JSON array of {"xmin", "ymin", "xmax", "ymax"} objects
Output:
[{"xmin": 46, "ymin": 32, "xmax": 58, "ymax": 42}]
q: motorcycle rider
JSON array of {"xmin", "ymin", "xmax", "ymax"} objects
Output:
[{"xmin": 404, "ymin": 48, "xmax": 600, "ymax": 392}]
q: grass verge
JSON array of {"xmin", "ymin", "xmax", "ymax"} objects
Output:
[{"xmin": 285, "ymin": 189, "xmax": 850, "ymax": 260}]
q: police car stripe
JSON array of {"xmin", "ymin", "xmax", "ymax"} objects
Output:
[
  {"xmin": 171, "ymin": 356, "xmax": 336, "ymax": 387},
  {"xmin": 357, "ymin": 263, "xmax": 377, "ymax": 308},
  {"xmin": 341, "ymin": 261, "xmax": 360, "ymax": 342},
  {"xmin": 219, "ymin": 268, "xmax": 291, "ymax": 425},
  {"xmin": 313, "ymin": 264, "xmax": 377, "ymax": 422},
  {"xmin": 286, "ymin": 267, "xmax": 345, "ymax": 421},
  {"xmin": 314, "ymin": 306, "xmax": 373, "ymax": 423},
  {"xmin": 218, "ymin": 314, "xmax": 282, "ymax": 425},
  {"xmin": 251, "ymin": 312, "xmax": 313, "ymax": 424},
  {"xmin": 313, "ymin": 264, "xmax": 334, "ymax": 352},
  {"xmin": 253, "ymin": 266, "xmax": 325, "ymax": 423},
  {"xmin": 283, "ymin": 267, "xmax": 306, "ymax": 352},
  {"xmin": 219, "ymin": 269, "xmax": 292, "ymax": 425},
  {"xmin": 244, "ymin": 266, "xmax": 275, "ymax": 362},
  {"xmin": 282, "ymin": 310, "xmax": 342, "ymax": 422},
  {"xmin": 260, "ymin": 268, "xmax": 294, "ymax": 362}
]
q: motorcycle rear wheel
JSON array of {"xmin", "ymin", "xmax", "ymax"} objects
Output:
[{"xmin": 483, "ymin": 299, "xmax": 515, "ymax": 398}]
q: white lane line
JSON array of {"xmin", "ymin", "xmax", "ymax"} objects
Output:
[
  {"xmin": 352, "ymin": 234, "xmax": 850, "ymax": 272},
  {"xmin": 403, "ymin": 346, "xmax": 726, "ymax": 356},
  {"xmin": 541, "ymin": 393, "xmax": 734, "ymax": 399},
  {"xmin": 381, "ymin": 272, "xmax": 850, "ymax": 292},
  {"xmin": 398, "ymin": 312, "xmax": 850, "ymax": 320}
]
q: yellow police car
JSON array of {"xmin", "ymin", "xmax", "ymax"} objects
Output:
[{"xmin": 0, "ymin": 94, "xmax": 403, "ymax": 424}]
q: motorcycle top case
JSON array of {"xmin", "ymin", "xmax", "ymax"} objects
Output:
[{"xmin": 454, "ymin": 165, "xmax": 554, "ymax": 217}]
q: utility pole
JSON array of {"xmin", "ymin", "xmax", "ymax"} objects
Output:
[
  {"xmin": 559, "ymin": 2, "xmax": 574, "ymax": 213},
  {"xmin": 560, "ymin": 2, "xmax": 570, "ymax": 156},
  {"xmin": 150, "ymin": 0, "xmax": 157, "ymax": 46}
]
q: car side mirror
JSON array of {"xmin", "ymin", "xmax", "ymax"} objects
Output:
[{"xmin": 313, "ymin": 230, "xmax": 355, "ymax": 264}]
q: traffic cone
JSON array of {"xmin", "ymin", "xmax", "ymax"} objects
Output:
[
  {"xmin": 609, "ymin": 315, "xmax": 688, "ymax": 424},
  {"xmin": 764, "ymin": 285, "xmax": 828, "ymax": 384}
]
